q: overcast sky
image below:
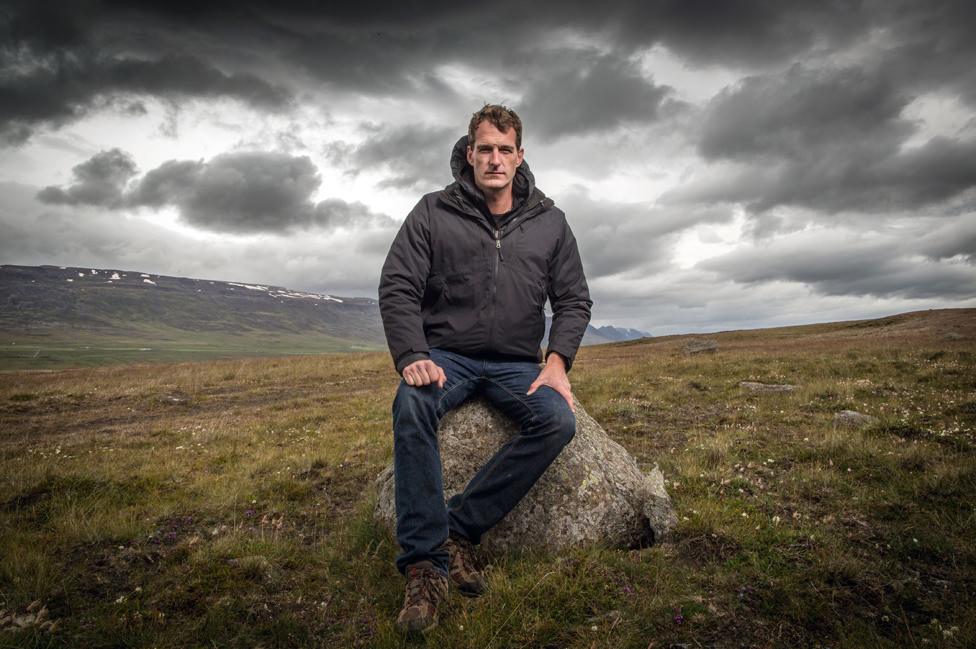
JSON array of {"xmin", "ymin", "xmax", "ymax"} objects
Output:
[{"xmin": 2, "ymin": 1, "xmax": 974, "ymax": 334}]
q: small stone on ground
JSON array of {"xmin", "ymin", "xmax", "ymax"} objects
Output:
[
  {"xmin": 833, "ymin": 410, "xmax": 878, "ymax": 428},
  {"xmin": 739, "ymin": 381, "xmax": 797, "ymax": 393}
]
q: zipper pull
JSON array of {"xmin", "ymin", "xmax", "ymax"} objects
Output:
[{"xmin": 495, "ymin": 229, "xmax": 501, "ymax": 248}]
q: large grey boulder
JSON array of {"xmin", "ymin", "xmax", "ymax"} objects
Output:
[{"xmin": 374, "ymin": 398, "xmax": 677, "ymax": 555}]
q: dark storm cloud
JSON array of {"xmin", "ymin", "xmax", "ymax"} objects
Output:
[
  {"xmin": 0, "ymin": 1, "xmax": 291, "ymax": 146},
  {"xmin": 700, "ymin": 231, "xmax": 976, "ymax": 299},
  {"xmin": 128, "ymin": 151, "xmax": 392, "ymax": 233},
  {"xmin": 918, "ymin": 217, "xmax": 976, "ymax": 264},
  {"xmin": 36, "ymin": 148, "xmax": 137, "ymax": 207},
  {"xmin": 269, "ymin": 0, "xmax": 866, "ymax": 69},
  {"xmin": 519, "ymin": 52, "xmax": 674, "ymax": 141},
  {"xmin": 699, "ymin": 65, "xmax": 910, "ymax": 162},
  {"xmin": 0, "ymin": 0, "xmax": 896, "ymax": 146},
  {"xmin": 38, "ymin": 148, "xmax": 394, "ymax": 234},
  {"xmin": 681, "ymin": 136, "xmax": 976, "ymax": 215},
  {"xmin": 616, "ymin": 0, "xmax": 866, "ymax": 67},
  {"xmin": 873, "ymin": 0, "xmax": 976, "ymax": 105},
  {"xmin": 0, "ymin": 50, "xmax": 291, "ymax": 145},
  {"xmin": 327, "ymin": 124, "xmax": 457, "ymax": 190},
  {"xmin": 687, "ymin": 62, "xmax": 976, "ymax": 214}
]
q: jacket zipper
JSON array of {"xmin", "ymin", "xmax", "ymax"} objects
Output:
[{"xmin": 450, "ymin": 191, "xmax": 550, "ymax": 353}]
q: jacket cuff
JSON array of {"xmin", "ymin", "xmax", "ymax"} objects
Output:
[
  {"xmin": 545, "ymin": 348, "xmax": 575, "ymax": 372},
  {"xmin": 395, "ymin": 351, "xmax": 431, "ymax": 375}
]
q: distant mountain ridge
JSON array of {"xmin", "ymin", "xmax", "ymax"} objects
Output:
[
  {"xmin": 1, "ymin": 265, "xmax": 648, "ymax": 363},
  {"xmin": 593, "ymin": 325, "xmax": 651, "ymax": 342},
  {"xmin": 1, "ymin": 264, "xmax": 385, "ymax": 344}
]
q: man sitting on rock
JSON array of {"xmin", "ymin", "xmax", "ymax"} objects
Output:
[{"xmin": 378, "ymin": 104, "xmax": 592, "ymax": 633}]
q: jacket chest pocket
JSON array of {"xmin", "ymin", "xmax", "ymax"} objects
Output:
[{"xmin": 443, "ymin": 271, "xmax": 475, "ymax": 306}]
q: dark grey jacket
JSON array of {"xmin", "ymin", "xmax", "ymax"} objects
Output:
[{"xmin": 379, "ymin": 136, "xmax": 592, "ymax": 374}]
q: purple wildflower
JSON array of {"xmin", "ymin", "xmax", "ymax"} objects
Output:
[{"xmin": 673, "ymin": 606, "xmax": 685, "ymax": 625}]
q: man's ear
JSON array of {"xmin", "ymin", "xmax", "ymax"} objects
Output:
[
  {"xmin": 466, "ymin": 146, "xmax": 474, "ymax": 166},
  {"xmin": 516, "ymin": 148, "xmax": 524, "ymax": 167}
]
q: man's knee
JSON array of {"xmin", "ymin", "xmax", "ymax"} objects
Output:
[
  {"xmin": 554, "ymin": 406, "xmax": 577, "ymax": 447},
  {"xmin": 393, "ymin": 382, "xmax": 441, "ymax": 434},
  {"xmin": 536, "ymin": 396, "xmax": 576, "ymax": 448}
]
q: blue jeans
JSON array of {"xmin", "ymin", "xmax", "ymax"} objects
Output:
[{"xmin": 391, "ymin": 348, "xmax": 577, "ymax": 575}]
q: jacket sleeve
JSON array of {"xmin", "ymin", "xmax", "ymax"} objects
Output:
[
  {"xmin": 378, "ymin": 199, "xmax": 433, "ymax": 374},
  {"xmin": 545, "ymin": 214, "xmax": 592, "ymax": 372}
]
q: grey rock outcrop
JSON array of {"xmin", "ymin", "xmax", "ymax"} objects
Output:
[
  {"xmin": 739, "ymin": 381, "xmax": 798, "ymax": 393},
  {"xmin": 833, "ymin": 410, "xmax": 878, "ymax": 428},
  {"xmin": 374, "ymin": 399, "xmax": 676, "ymax": 555},
  {"xmin": 683, "ymin": 338, "xmax": 719, "ymax": 355}
]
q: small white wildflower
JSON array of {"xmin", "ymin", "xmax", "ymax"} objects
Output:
[
  {"xmin": 772, "ymin": 516, "xmax": 781, "ymax": 524},
  {"xmin": 590, "ymin": 625, "xmax": 598, "ymax": 631}
]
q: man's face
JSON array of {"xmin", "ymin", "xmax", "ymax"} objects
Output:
[{"xmin": 466, "ymin": 121, "xmax": 524, "ymax": 195}]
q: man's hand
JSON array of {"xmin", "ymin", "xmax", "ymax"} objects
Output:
[
  {"xmin": 402, "ymin": 359, "xmax": 447, "ymax": 388},
  {"xmin": 526, "ymin": 352, "xmax": 575, "ymax": 412}
]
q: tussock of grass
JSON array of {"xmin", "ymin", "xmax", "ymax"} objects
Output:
[{"xmin": 1, "ymin": 309, "xmax": 974, "ymax": 647}]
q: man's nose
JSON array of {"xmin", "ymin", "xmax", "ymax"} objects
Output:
[{"xmin": 489, "ymin": 147, "xmax": 502, "ymax": 165}]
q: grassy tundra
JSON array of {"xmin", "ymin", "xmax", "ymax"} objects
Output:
[{"xmin": 1, "ymin": 309, "xmax": 974, "ymax": 648}]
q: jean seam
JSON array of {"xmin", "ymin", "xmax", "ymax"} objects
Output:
[
  {"xmin": 436, "ymin": 377, "xmax": 477, "ymax": 416},
  {"xmin": 481, "ymin": 377, "xmax": 538, "ymax": 425}
]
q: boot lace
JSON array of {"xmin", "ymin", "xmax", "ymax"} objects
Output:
[
  {"xmin": 448, "ymin": 535, "xmax": 478, "ymax": 575},
  {"xmin": 404, "ymin": 566, "xmax": 438, "ymax": 607}
]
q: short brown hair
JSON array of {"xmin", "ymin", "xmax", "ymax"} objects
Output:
[{"xmin": 468, "ymin": 104, "xmax": 522, "ymax": 149}]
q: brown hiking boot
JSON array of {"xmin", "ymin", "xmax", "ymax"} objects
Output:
[
  {"xmin": 444, "ymin": 533, "xmax": 487, "ymax": 597},
  {"xmin": 396, "ymin": 562, "xmax": 448, "ymax": 633}
]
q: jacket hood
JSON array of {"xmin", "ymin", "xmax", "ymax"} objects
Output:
[{"xmin": 449, "ymin": 134, "xmax": 537, "ymax": 208}]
